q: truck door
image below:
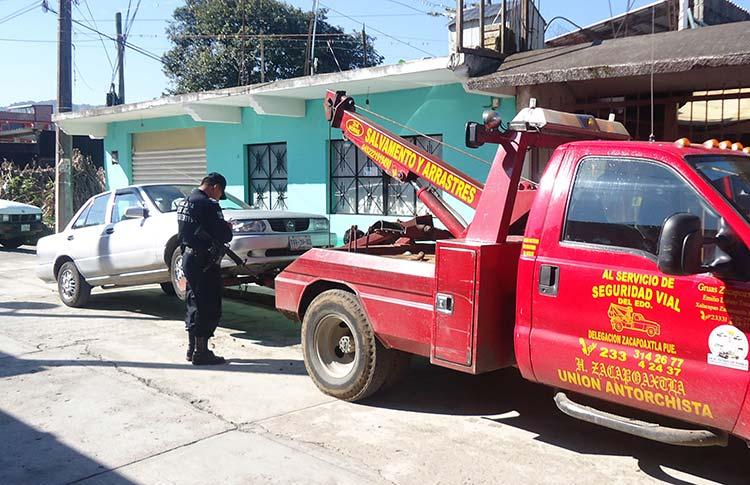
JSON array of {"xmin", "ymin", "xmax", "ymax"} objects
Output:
[{"xmin": 529, "ymin": 154, "xmax": 750, "ymax": 431}]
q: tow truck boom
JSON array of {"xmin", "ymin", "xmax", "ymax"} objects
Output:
[
  {"xmin": 325, "ymin": 90, "xmax": 484, "ymax": 237},
  {"xmin": 325, "ymin": 90, "xmax": 629, "ymax": 241}
]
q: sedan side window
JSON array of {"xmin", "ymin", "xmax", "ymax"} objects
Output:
[
  {"xmin": 563, "ymin": 157, "xmax": 718, "ymax": 256},
  {"xmin": 112, "ymin": 192, "xmax": 145, "ymax": 223},
  {"xmin": 83, "ymin": 195, "xmax": 109, "ymax": 227},
  {"xmin": 71, "ymin": 202, "xmax": 92, "ymax": 229}
]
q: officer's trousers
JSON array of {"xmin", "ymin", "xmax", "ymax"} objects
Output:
[{"xmin": 182, "ymin": 249, "xmax": 222, "ymax": 338}]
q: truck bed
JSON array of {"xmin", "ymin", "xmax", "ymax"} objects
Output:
[{"xmin": 276, "ymin": 237, "xmax": 524, "ymax": 362}]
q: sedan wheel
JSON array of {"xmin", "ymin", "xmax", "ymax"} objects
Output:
[
  {"xmin": 170, "ymin": 247, "xmax": 187, "ymax": 301},
  {"xmin": 57, "ymin": 261, "xmax": 91, "ymax": 307}
]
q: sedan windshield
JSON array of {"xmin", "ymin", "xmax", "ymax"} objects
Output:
[
  {"xmin": 142, "ymin": 185, "xmax": 252, "ymax": 213},
  {"xmin": 689, "ymin": 155, "xmax": 750, "ymax": 222}
]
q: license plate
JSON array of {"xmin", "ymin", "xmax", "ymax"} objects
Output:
[
  {"xmin": 21, "ymin": 224, "xmax": 30, "ymax": 232},
  {"xmin": 289, "ymin": 235, "xmax": 312, "ymax": 251}
]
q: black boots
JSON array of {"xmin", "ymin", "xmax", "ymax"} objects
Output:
[
  {"xmin": 186, "ymin": 334, "xmax": 196, "ymax": 362},
  {"xmin": 191, "ymin": 336, "xmax": 226, "ymax": 365}
]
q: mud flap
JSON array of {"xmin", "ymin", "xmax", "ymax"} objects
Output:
[{"xmin": 554, "ymin": 392, "xmax": 728, "ymax": 447}]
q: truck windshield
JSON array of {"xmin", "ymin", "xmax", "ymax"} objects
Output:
[{"xmin": 689, "ymin": 155, "xmax": 750, "ymax": 222}]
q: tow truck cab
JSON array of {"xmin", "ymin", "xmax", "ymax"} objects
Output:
[{"xmin": 276, "ymin": 100, "xmax": 750, "ymax": 446}]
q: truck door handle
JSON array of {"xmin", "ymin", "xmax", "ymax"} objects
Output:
[
  {"xmin": 436, "ymin": 293, "xmax": 454, "ymax": 314},
  {"xmin": 67, "ymin": 235, "xmax": 74, "ymax": 241},
  {"xmin": 538, "ymin": 264, "xmax": 559, "ymax": 297},
  {"xmin": 105, "ymin": 227, "xmax": 115, "ymax": 235}
]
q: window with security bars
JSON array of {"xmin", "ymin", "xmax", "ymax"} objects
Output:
[
  {"xmin": 330, "ymin": 135, "xmax": 443, "ymax": 216},
  {"xmin": 248, "ymin": 143, "xmax": 288, "ymax": 210}
]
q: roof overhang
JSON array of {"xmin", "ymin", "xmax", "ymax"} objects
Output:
[
  {"xmin": 467, "ymin": 21, "xmax": 750, "ymax": 94},
  {"xmin": 54, "ymin": 57, "xmax": 503, "ymax": 138}
]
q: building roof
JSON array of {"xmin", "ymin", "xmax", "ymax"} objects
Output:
[
  {"xmin": 466, "ymin": 21, "xmax": 750, "ymax": 92},
  {"xmin": 546, "ymin": 0, "xmax": 750, "ymax": 48},
  {"xmin": 545, "ymin": 0, "xmax": 669, "ymax": 47},
  {"xmin": 55, "ymin": 57, "xmax": 495, "ymax": 137}
]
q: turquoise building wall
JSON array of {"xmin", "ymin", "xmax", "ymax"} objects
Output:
[{"xmin": 102, "ymin": 83, "xmax": 516, "ymax": 243}]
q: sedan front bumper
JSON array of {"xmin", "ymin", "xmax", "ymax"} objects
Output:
[{"xmin": 220, "ymin": 231, "xmax": 333, "ymax": 276}]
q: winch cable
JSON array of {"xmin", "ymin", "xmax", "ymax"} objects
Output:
[{"xmin": 354, "ymin": 104, "xmax": 534, "ymax": 185}]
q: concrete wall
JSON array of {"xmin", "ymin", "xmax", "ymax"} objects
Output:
[{"xmin": 102, "ymin": 83, "xmax": 515, "ymax": 243}]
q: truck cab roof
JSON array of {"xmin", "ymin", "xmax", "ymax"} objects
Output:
[{"xmin": 562, "ymin": 140, "xmax": 750, "ymax": 161}]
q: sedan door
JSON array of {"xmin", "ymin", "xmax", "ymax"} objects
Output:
[
  {"xmin": 66, "ymin": 193, "xmax": 112, "ymax": 279},
  {"xmin": 103, "ymin": 189, "xmax": 162, "ymax": 275}
]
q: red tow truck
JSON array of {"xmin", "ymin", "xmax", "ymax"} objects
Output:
[{"xmin": 276, "ymin": 90, "xmax": 750, "ymax": 447}]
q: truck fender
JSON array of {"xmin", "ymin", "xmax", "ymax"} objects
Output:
[{"xmin": 298, "ymin": 279, "xmax": 357, "ymax": 320}]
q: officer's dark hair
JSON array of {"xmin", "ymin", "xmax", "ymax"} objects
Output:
[{"xmin": 201, "ymin": 173, "xmax": 226, "ymax": 188}]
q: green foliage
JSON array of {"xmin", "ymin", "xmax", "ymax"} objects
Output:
[
  {"xmin": 162, "ymin": 0, "xmax": 384, "ymax": 93},
  {"xmin": 0, "ymin": 151, "xmax": 105, "ymax": 227}
]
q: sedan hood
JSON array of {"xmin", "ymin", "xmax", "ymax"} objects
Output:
[
  {"xmin": 223, "ymin": 210, "xmax": 325, "ymax": 220},
  {"xmin": 0, "ymin": 199, "xmax": 42, "ymax": 214}
]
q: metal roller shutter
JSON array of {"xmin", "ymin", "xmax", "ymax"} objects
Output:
[
  {"xmin": 131, "ymin": 147, "xmax": 207, "ymax": 184},
  {"xmin": 131, "ymin": 127, "xmax": 206, "ymax": 184}
]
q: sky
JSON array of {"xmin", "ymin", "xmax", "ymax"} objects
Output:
[{"xmin": 1, "ymin": 0, "xmax": 749, "ymax": 107}]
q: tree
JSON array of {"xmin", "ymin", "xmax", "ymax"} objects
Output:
[{"xmin": 162, "ymin": 0, "xmax": 384, "ymax": 94}]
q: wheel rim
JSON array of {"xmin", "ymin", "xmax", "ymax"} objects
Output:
[
  {"xmin": 60, "ymin": 268, "xmax": 76, "ymax": 300},
  {"xmin": 173, "ymin": 254, "xmax": 184, "ymax": 282},
  {"xmin": 314, "ymin": 314, "xmax": 357, "ymax": 379}
]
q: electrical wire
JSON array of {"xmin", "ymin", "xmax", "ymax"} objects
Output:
[
  {"xmin": 0, "ymin": 0, "xmax": 41, "ymax": 26},
  {"xmin": 124, "ymin": 0, "xmax": 142, "ymax": 38},
  {"xmin": 383, "ymin": 0, "xmax": 432, "ymax": 15},
  {"xmin": 78, "ymin": 0, "xmax": 115, "ymax": 71},
  {"xmin": 319, "ymin": 2, "xmax": 437, "ymax": 57},
  {"xmin": 44, "ymin": 4, "xmax": 165, "ymax": 63}
]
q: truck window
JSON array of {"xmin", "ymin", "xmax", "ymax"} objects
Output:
[{"xmin": 563, "ymin": 157, "xmax": 718, "ymax": 256}]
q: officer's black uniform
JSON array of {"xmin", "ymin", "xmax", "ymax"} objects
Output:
[{"xmin": 177, "ymin": 178, "xmax": 233, "ymax": 363}]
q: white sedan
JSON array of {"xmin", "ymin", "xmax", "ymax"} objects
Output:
[{"xmin": 36, "ymin": 184, "xmax": 332, "ymax": 307}]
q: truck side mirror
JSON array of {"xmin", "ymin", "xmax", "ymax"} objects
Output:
[
  {"xmin": 657, "ymin": 213, "xmax": 703, "ymax": 275},
  {"xmin": 123, "ymin": 206, "xmax": 148, "ymax": 220}
]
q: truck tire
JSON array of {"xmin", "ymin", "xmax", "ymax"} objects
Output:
[
  {"xmin": 302, "ymin": 289, "xmax": 396, "ymax": 401},
  {"xmin": 160, "ymin": 282, "xmax": 177, "ymax": 296},
  {"xmin": 57, "ymin": 261, "xmax": 91, "ymax": 308},
  {"xmin": 169, "ymin": 247, "xmax": 187, "ymax": 301},
  {"xmin": 1, "ymin": 238, "xmax": 23, "ymax": 249}
]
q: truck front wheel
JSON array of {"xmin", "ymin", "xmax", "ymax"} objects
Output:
[{"xmin": 302, "ymin": 289, "xmax": 398, "ymax": 401}]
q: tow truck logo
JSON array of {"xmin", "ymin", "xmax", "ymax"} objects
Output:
[
  {"xmin": 607, "ymin": 303, "xmax": 661, "ymax": 337},
  {"xmin": 345, "ymin": 119, "xmax": 364, "ymax": 138}
]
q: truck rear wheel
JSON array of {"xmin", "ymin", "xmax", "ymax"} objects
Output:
[{"xmin": 302, "ymin": 289, "xmax": 397, "ymax": 401}]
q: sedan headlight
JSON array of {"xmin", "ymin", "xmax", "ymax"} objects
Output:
[
  {"xmin": 35, "ymin": 214, "xmax": 42, "ymax": 221},
  {"xmin": 311, "ymin": 218, "xmax": 329, "ymax": 231},
  {"xmin": 232, "ymin": 219, "xmax": 267, "ymax": 233},
  {"xmin": 0, "ymin": 215, "xmax": 9, "ymax": 222}
]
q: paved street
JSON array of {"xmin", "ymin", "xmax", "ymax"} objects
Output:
[{"xmin": 0, "ymin": 247, "xmax": 748, "ymax": 485}]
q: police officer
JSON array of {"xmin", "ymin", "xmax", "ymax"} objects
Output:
[{"xmin": 177, "ymin": 173, "xmax": 233, "ymax": 365}]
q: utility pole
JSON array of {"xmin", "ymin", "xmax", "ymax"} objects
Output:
[
  {"xmin": 259, "ymin": 35, "xmax": 265, "ymax": 82},
  {"xmin": 239, "ymin": 0, "xmax": 248, "ymax": 85},
  {"xmin": 310, "ymin": 0, "xmax": 319, "ymax": 75},
  {"xmin": 115, "ymin": 12, "xmax": 125, "ymax": 104},
  {"xmin": 55, "ymin": 0, "xmax": 73, "ymax": 232},
  {"xmin": 361, "ymin": 24, "xmax": 368, "ymax": 68}
]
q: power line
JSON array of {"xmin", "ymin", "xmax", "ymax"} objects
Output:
[
  {"xmin": 124, "ymin": 0, "xmax": 142, "ymax": 38},
  {"xmin": 0, "ymin": 0, "xmax": 41, "ymax": 26},
  {"xmin": 318, "ymin": 2, "xmax": 437, "ymax": 57},
  {"xmin": 77, "ymin": 0, "xmax": 115, "ymax": 71},
  {"xmin": 383, "ymin": 0, "xmax": 432, "ymax": 15},
  {"xmin": 43, "ymin": 4, "xmax": 164, "ymax": 63}
]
